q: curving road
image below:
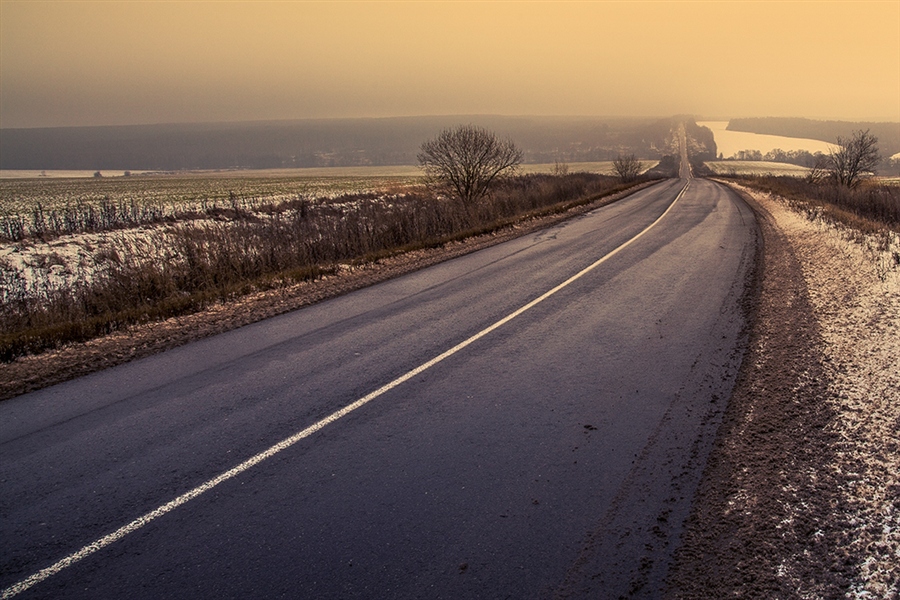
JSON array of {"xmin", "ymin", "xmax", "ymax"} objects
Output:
[{"xmin": 1, "ymin": 176, "xmax": 758, "ymax": 599}]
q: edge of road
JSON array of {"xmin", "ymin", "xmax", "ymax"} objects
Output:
[
  {"xmin": 0, "ymin": 180, "xmax": 663, "ymax": 401},
  {"xmin": 1, "ymin": 179, "xmax": 693, "ymax": 599},
  {"xmin": 663, "ymin": 180, "xmax": 847, "ymax": 597},
  {"xmin": 553, "ymin": 177, "xmax": 764, "ymax": 598}
]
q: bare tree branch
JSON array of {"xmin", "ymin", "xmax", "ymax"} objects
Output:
[
  {"xmin": 613, "ymin": 153, "xmax": 642, "ymax": 183},
  {"xmin": 829, "ymin": 129, "xmax": 880, "ymax": 188},
  {"xmin": 417, "ymin": 125, "xmax": 523, "ymax": 205}
]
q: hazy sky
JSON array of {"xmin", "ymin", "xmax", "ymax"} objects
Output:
[{"xmin": 1, "ymin": 1, "xmax": 898, "ymax": 128}]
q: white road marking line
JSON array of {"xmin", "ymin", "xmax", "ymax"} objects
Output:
[{"xmin": 2, "ymin": 180, "xmax": 689, "ymax": 599}]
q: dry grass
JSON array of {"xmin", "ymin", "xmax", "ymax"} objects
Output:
[
  {"xmin": 705, "ymin": 161, "xmax": 812, "ymax": 177},
  {"xmin": 1, "ymin": 173, "xmax": 640, "ymax": 361},
  {"xmin": 727, "ymin": 182, "xmax": 900, "ymax": 597},
  {"xmin": 0, "ymin": 173, "xmax": 421, "ymax": 241},
  {"xmin": 719, "ymin": 175, "xmax": 900, "ymax": 236}
]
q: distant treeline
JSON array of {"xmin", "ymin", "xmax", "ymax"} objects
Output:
[
  {"xmin": 725, "ymin": 149, "xmax": 824, "ymax": 167},
  {"xmin": 684, "ymin": 119, "xmax": 717, "ymax": 161},
  {"xmin": 727, "ymin": 117, "xmax": 900, "ymax": 159},
  {"xmin": 1, "ymin": 116, "xmax": 696, "ymax": 171}
]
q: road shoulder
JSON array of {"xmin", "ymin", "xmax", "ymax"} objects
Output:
[
  {"xmin": 0, "ymin": 182, "xmax": 656, "ymax": 401},
  {"xmin": 666, "ymin": 182, "xmax": 900, "ymax": 598}
]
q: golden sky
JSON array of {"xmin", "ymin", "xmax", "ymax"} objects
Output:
[{"xmin": 1, "ymin": 1, "xmax": 898, "ymax": 128}]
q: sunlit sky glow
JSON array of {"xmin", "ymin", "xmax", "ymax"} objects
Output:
[{"xmin": 1, "ymin": 1, "xmax": 898, "ymax": 128}]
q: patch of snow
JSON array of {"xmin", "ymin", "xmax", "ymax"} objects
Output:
[{"xmin": 729, "ymin": 181, "xmax": 900, "ymax": 598}]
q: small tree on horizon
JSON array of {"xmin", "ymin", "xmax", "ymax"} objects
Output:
[
  {"xmin": 829, "ymin": 129, "xmax": 879, "ymax": 189},
  {"xmin": 613, "ymin": 153, "xmax": 642, "ymax": 183},
  {"xmin": 417, "ymin": 125, "xmax": 523, "ymax": 205}
]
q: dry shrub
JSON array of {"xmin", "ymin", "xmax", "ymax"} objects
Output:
[
  {"xmin": 1, "ymin": 173, "xmax": 637, "ymax": 360},
  {"xmin": 736, "ymin": 176, "xmax": 900, "ymax": 234}
]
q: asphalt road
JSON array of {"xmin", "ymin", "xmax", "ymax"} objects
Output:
[{"xmin": 1, "ymin": 177, "xmax": 758, "ymax": 599}]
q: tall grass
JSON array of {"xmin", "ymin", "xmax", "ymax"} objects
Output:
[
  {"xmin": 1, "ymin": 173, "xmax": 636, "ymax": 361},
  {"xmin": 1, "ymin": 194, "xmax": 291, "ymax": 242},
  {"xmin": 730, "ymin": 175, "xmax": 900, "ymax": 234},
  {"xmin": 0, "ymin": 173, "xmax": 419, "ymax": 242}
]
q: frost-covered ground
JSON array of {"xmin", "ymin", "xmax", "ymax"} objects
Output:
[
  {"xmin": 1, "ymin": 165, "xmax": 654, "ymax": 298},
  {"xmin": 732, "ymin": 182, "xmax": 900, "ymax": 598},
  {"xmin": 2, "ymin": 224, "xmax": 189, "ymax": 299},
  {"xmin": 669, "ymin": 179, "xmax": 898, "ymax": 598},
  {"xmin": 706, "ymin": 160, "xmax": 812, "ymax": 177},
  {"xmin": 0, "ymin": 172, "xmax": 419, "ymax": 222},
  {"xmin": 0, "ymin": 173, "xmax": 422, "ymax": 299}
]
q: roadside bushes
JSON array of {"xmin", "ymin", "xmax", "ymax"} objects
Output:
[
  {"xmin": 736, "ymin": 176, "xmax": 900, "ymax": 233},
  {"xmin": 1, "ymin": 172, "xmax": 635, "ymax": 361}
]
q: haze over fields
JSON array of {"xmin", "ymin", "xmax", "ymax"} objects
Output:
[{"xmin": 1, "ymin": 1, "xmax": 898, "ymax": 129}]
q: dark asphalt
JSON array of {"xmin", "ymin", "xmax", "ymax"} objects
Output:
[{"xmin": 1, "ymin": 178, "xmax": 758, "ymax": 599}]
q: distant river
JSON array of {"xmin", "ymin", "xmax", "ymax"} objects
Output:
[{"xmin": 699, "ymin": 121, "xmax": 835, "ymax": 159}]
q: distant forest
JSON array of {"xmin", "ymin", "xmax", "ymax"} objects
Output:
[
  {"xmin": 1, "ymin": 116, "xmax": 705, "ymax": 171},
  {"xmin": 727, "ymin": 117, "xmax": 900, "ymax": 161}
]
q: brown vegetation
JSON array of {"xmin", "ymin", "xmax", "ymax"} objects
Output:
[
  {"xmin": 1, "ymin": 173, "xmax": 642, "ymax": 362},
  {"xmin": 716, "ymin": 175, "xmax": 900, "ymax": 235},
  {"xmin": 669, "ymin": 179, "xmax": 900, "ymax": 598},
  {"xmin": 418, "ymin": 125, "xmax": 523, "ymax": 205},
  {"xmin": 612, "ymin": 153, "xmax": 642, "ymax": 183},
  {"xmin": 829, "ymin": 129, "xmax": 881, "ymax": 189}
]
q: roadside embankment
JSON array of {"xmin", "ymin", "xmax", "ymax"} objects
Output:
[
  {"xmin": 0, "ymin": 181, "xmax": 656, "ymax": 400},
  {"xmin": 667, "ymin": 181, "xmax": 899, "ymax": 598}
]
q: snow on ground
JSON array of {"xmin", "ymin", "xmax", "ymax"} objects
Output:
[
  {"xmin": 728, "ymin": 181, "xmax": 900, "ymax": 598},
  {"xmin": 0, "ymin": 194, "xmax": 402, "ymax": 299},
  {"xmin": 706, "ymin": 161, "xmax": 812, "ymax": 177},
  {"xmin": 1, "ymin": 224, "xmax": 186, "ymax": 300},
  {"xmin": 699, "ymin": 121, "xmax": 836, "ymax": 158}
]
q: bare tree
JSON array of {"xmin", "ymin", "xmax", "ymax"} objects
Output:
[
  {"xmin": 418, "ymin": 125, "xmax": 523, "ymax": 205},
  {"xmin": 613, "ymin": 153, "xmax": 642, "ymax": 183},
  {"xmin": 829, "ymin": 129, "xmax": 880, "ymax": 188}
]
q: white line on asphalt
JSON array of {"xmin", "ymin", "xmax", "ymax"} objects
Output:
[{"xmin": 2, "ymin": 180, "xmax": 689, "ymax": 599}]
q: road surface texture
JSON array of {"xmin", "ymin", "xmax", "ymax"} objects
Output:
[{"xmin": 2, "ymin": 177, "xmax": 758, "ymax": 599}]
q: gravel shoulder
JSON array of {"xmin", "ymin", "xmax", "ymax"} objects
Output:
[{"xmin": 666, "ymin": 181, "xmax": 900, "ymax": 598}]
